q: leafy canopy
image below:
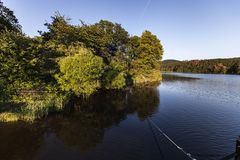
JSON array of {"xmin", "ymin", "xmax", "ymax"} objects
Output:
[
  {"xmin": 0, "ymin": 1, "xmax": 21, "ymax": 32},
  {"xmin": 56, "ymin": 47, "xmax": 105, "ymax": 96}
]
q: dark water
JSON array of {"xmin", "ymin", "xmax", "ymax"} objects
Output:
[{"xmin": 1, "ymin": 73, "xmax": 240, "ymax": 160}]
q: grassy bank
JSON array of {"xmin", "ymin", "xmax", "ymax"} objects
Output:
[
  {"xmin": 0, "ymin": 71, "xmax": 162, "ymax": 123},
  {"xmin": 0, "ymin": 92, "xmax": 67, "ymax": 122}
]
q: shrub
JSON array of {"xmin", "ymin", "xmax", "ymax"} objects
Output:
[{"xmin": 56, "ymin": 47, "xmax": 105, "ymax": 96}]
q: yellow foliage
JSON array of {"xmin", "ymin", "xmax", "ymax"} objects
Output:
[
  {"xmin": 133, "ymin": 70, "xmax": 162, "ymax": 85},
  {"xmin": 0, "ymin": 112, "xmax": 20, "ymax": 122}
]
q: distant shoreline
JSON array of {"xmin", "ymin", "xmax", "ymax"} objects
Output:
[{"xmin": 161, "ymin": 57, "xmax": 240, "ymax": 75}]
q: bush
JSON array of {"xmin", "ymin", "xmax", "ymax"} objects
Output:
[
  {"xmin": 103, "ymin": 57, "xmax": 127, "ymax": 89},
  {"xmin": 56, "ymin": 47, "xmax": 105, "ymax": 96}
]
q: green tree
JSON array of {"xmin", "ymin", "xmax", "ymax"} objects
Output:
[
  {"xmin": 0, "ymin": 9, "xmax": 165, "ymax": 121},
  {"xmin": 228, "ymin": 62, "xmax": 240, "ymax": 74},
  {"xmin": 42, "ymin": 14, "xmax": 79, "ymax": 46},
  {"xmin": 95, "ymin": 20, "xmax": 129, "ymax": 56},
  {"xmin": 161, "ymin": 58, "xmax": 240, "ymax": 75},
  {"xmin": 42, "ymin": 16, "xmax": 132, "ymax": 89},
  {"xmin": 42, "ymin": 16, "xmax": 130, "ymax": 63},
  {"xmin": 103, "ymin": 56, "xmax": 128, "ymax": 89},
  {"xmin": 0, "ymin": 1, "xmax": 21, "ymax": 32},
  {"xmin": 56, "ymin": 47, "xmax": 105, "ymax": 96},
  {"xmin": 138, "ymin": 30, "xmax": 163, "ymax": 69},
  {"xmin": 0, "ymin": 31, "xmax": 44, "ymax": 101},
  {"xmin": 130, "ymin": 31, "xmax": 163, "ymax": 83},
  {"xmin": 128, "ymin": 36, "xmax": 140, "ymax": 60}
]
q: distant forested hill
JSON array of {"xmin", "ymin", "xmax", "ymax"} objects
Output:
[{"xmin": 161, "ymin": 58, "xmax": 240, "ymax": 74}]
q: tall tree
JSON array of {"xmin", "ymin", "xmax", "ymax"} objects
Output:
[
  {"xmin": 130, "ymin": 31, "xmax": 163, "ymax": 83},
  {"xmin": 95, "ymin": 20, "xmax": 129, "ymax": 56},
  {"xmin": 138, "ymin": 31, "xmax": 163, "ymax": 69},
  {"xmin": 0, "ymin": 1, "xmax": 21, "ymax": 32},
  {"xmin": 0, "ymin": 31, "xmax": 44, "ymax": 100}
]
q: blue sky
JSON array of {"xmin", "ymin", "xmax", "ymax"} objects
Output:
[{"xmin": 2, "ymin": 0, "xmax": 240, "ymax": 60}]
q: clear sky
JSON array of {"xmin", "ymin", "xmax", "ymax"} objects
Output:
[{"xmin": 2, "ymin": 0, "xmax": 240, "ymax": 60}]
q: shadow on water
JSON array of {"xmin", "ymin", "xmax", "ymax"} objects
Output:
[
  {"xmin": 47, "ymin": 87, "xmax": 160, "ymax": 152},
  {"xmin": 0, "ymin": 86, "xmax": 160, "ymax": 160},
  {"xmin": 0, "ymin": 122, "xmax": 45, "ymax": 160},
  {"xmin": 2, "ymin": 73, "xmax": 238, "ymax": 160}
]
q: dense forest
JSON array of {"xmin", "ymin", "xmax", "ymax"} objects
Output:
[
  {"xmin": 161, "ymin": 58, "xmax": 240, "ymax": 74},
  {"xmin": 0, "ymin": 1, "xmax": 163, "ymax": 122}
]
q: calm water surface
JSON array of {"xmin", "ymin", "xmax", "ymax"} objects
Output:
[{"xmin": 1, "ymin": 73, "xmax": 240, "ymax": 160}]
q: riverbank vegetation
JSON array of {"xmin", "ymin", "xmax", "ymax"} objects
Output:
[
  {"xmin": 0, "ymin": 2, "xmax": 163, "ymax": 122},
  {"xmin": 161, "ymin": 58, "xmax": 240, "ymax": 74}
]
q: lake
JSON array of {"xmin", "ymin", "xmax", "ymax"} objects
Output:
[{"xmin": 1, "ymin": 73, "xmax": 240, "ymax": 160}]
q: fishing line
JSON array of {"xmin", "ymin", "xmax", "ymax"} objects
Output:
[
  {"xmin": 147, "ymin": 118, "xmax": 197, "ymax": 160},
  {"xmin": 146, "ymin": 117, "xmax": 165, "ymax": 159}
]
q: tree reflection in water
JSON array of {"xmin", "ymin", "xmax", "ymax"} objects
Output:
[
  {"xmin": 0, "ymin": 122, "xmax": 45, "ymax": 160},
  {"xmin": 48, "ymin": 87, "xmax": 160, "ymax": 152},
  {"xmin": 0, "ymin": 86, "xmax": 160, "ymax": 159}
]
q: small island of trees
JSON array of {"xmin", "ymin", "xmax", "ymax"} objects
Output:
[{"xmin": 0, "ymin": 1, "xmax": 163, "ymax": 122}]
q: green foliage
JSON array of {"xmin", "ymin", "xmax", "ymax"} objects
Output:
[
  {"xmin": 0, "ymin": 112, "xmax": 20, "ymax": 122},
  {"xmin": 20, "ymin": 93, "xmax": 65, "ymax": 121},
  {"xmin": 42, "ymin": 14, "xmax": 79, "ymax": 46},
  {"xmin": 42, "ymin": 15, "xmax": 130, "ymax": 62},
  {"xmin": 94, "ymin": 20, "xmax": 129, "ymax": 57},
  {"xmin": 130, "ymin": 31, "xmax": 163, "ymax": 83},
  {"xmin": 0, "ymin": 11, "xmax": 164, "ymax": 122},
  {"xmin": 137, "ymin": 31, "xmax": 163, "ymax": 69},
  {"xmin": 128, "ymin": 36, "xmax": 140, "ymax": 60},
  {"xmin": 0, "ymin": 1, "xmax": 21, "ymax": 32},
  {"xmin": 42, "ymin": 15, "xmax": 163, "ymax": 87},
  {"xmin": 162, "ymin": 58, "xmax": 240, "ymax": 74},
  {"xmin": 0, "ymin": 30, "xmax": 55, "ymax": 102},
  {"xmin": 0, "ymin": 92, "xmax": 66, "ymax": 122},
  {"xmin": 56, "ymin": 47, "xmax": 105, "ymax": 96},
  {"xmin": 103, "ymin": 57, "xmax": 127, "ymax": 89},
  {"xmin": 133, "ymin": 70, "xmax": 162, "ymax": 84},
  {"xmin": 0, "ymin": 31, "xmax": 36, "ymax": 101}
]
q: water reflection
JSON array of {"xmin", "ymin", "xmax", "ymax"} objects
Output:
[
  {"xmin": 0, "ymin": 87, "xmax": 160, "ymax": 160},
  {"xmin": 48, "ymin": 87, "xmax": 160, "ymax": 151},
  {"xmin": 0, "ymin": 122, "xmax": 45, "ymax": 160}
]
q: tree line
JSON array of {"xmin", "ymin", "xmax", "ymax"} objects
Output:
[
  {"xmin": 161, "ymin": 58, "xmax": 240, "ymax": 74},
  {"xmin": 0, "ymin": 2, "xmax": 163, "ymax": 121}
]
